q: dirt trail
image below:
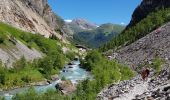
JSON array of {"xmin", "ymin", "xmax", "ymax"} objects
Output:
[{"xmin": 115, "ymin": 79, "xmax": 149, "ymax": 100}]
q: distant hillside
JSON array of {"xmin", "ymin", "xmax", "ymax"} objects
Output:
[{"xmin": 73, "ymin": 23, "xmax": 125, "ymax": 48}]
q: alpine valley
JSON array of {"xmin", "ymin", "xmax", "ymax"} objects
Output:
[{"xmin": 0, "ymin": 0, "xmax": 169, "ymax": 100}]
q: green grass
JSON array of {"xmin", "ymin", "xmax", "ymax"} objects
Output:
[{"xmin": 151, "ymin": 57, "xmax": 164, "ymax": 74}]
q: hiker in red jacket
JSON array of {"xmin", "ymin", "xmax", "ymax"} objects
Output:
[{"xmin": 141, "ymin": 68, "xmax": 150, "ymax": 81}]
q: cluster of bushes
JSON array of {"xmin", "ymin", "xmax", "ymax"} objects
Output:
[
  {"xmin": 100, "ymin": 8, "xmax": 170, "ymax": 51},
  {"xmin": 73, "ymin": 50, "xmax": 134, "ymax": 99},
  {"xmin": 0, "ymin": 55, "xmax": 65, "ymax": 89},
  {"xmin": 0, "ymin": 58, "xmax": 44, "ymax": 89},
  {"xmin": 37, "ymin": 52, "xmax": 65, "ymax": 78}
]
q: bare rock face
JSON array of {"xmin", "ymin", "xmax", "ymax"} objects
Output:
[
  {"xmin": 128, "ymin": 0, "xmax": 170, "ymax": 27},
  {"xmin": 21, "ymin": 0, "xmax": 63, "ymax": 29},
  {"xmin": 0, "ymin": 0, "xmax": 62, "ymax": 38},
  {"xmin": 21, "ymin": 0, "xmax": 48, "ymax": 16}
]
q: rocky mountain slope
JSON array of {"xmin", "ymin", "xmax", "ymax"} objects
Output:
[
  {"xmin": 128, "ymin": 0, "xmax": 170, "ymax": 27},
  {"xmin": 112, "ymin": 22, "xmax": 170, "ymax": 68},
  {"xmin": 0, "ymin": 0, "xmax": 64, "ymax": 38}
]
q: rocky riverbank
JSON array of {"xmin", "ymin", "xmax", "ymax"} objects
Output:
[{"xmin": 97, "ymin": 67, "xmax": 170, "ymax": 100}]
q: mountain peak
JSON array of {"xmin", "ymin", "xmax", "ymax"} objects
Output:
[
  {"xmin": 71, "ymin": 18, "xmax": 98, "ymax": 29},
  {"xmin": 65, "ymin": 18, "xmax": 98, "ymax": 32}
]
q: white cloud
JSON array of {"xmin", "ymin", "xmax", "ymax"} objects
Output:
[
  {"xmin": 64, "ymin": 19, "xmax": 72, "ymax": 23},
  {"xmin": 121, "ymin": 22, "xmax": 126, "ymax": 25}
]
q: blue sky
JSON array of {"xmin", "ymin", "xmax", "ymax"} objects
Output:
[{"xmin": 48, "ymin": 0, "xmax": 142, "ymax": 25}]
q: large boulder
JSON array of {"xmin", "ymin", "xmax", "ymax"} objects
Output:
[{"xmin": 55, "ymin": 81, "xmax": 76, "ymax": 95}]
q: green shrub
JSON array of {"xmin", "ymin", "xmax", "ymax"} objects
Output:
[
  {"xmin": 61, "ymin": 76, "xmax": 66, "ymax": 81},
  {"xmin": 0, "ymin": 61, "xmax": 6, "ymax": 85},
  {"xmin": 0, "ymin": 34, "xmax": 7, "ymax": 44},
  {"xmin": 13, "ymin": 56, "xmax": 27, "ymax": 72},
  {"xmin": 120, "ymin": 65, "xmax": 135, "ymax": 80},
  {"xmin": 0, "ymin": 37, "xmax": 4, "ymax": 44},
  {"xmin": 152, "ymin": 57, "xmax": 164, "ymax": 73},
  {"xmin": 0, "ymin": 96, "xmax": 5, "ymax": 100},
  {"xmin": 65, "ymin": 51, "xmax": 75, "ymax": 61},
  {"xmin": 12, "ymin": 87, "xmax": 38, "ymax": 100}
]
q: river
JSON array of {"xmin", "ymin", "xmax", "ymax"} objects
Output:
[{"xmin": 0, "ymin": 59, "xmax": 92, "ymax": 100}]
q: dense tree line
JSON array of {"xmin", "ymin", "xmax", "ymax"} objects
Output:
[{"xmin": 100, "ymin": 8, "xmax": 170, "ymax": 51}]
